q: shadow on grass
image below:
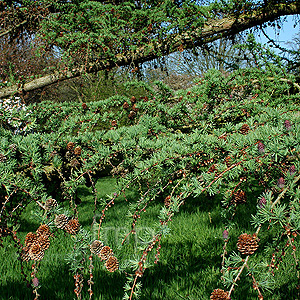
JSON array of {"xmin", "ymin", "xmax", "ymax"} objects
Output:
[{"xmin": 0, "ymin": 261, "xmax": 125, "ymax": 300}]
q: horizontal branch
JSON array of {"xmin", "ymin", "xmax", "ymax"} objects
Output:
[
  {"xmin": 1, "ymin": 1, "xmax": 299, "ymax": 98},
  {"xmin": 0, "ymin": 20, "xmax": 28, "ymax": 39}
]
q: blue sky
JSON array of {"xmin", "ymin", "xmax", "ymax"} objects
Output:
[{"xmin": 256, "ymin": 16, "xmax": 299, "ymax": 49}]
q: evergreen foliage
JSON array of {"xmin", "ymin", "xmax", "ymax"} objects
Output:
[
  {"xmin": 1, "ymin": 0, "xmax": 300, "ymax": 97},
  {"xmin": 1, "ymin": 37, "xmax": 300, "ymax": 298}
]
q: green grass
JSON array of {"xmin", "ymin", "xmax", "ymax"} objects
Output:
[{"xmin": 0, "ymin": 177, "xmax": 299, "ymax": 300}]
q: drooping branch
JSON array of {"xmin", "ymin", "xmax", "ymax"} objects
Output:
[{"xmin": 1, "ymin": 1, "xmax": 299, "ymax": 98}]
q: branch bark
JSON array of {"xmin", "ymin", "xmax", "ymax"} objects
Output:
[
  {"xmin": 1, "ymin": 2, "xmax": 299, "ymax": 98},
  {"xmin": 0, "ymin": 20, "xmax": 28, "ymax": 39}
]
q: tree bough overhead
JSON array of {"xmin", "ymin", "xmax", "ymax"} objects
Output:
[{"xmin": 0, "ymin": 0, "xmax": 300, "ymax": 98}]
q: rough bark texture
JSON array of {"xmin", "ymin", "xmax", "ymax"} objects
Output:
[{"xmin": 1, "ymin": 2, "xmax": 299, "ymax": 98}]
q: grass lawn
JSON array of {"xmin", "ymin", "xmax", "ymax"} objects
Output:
[{"xmin": 0, "ymin": 177, "xmax": 299, "ymax": 299}]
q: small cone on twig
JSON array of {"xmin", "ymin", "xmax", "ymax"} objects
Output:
[
  {"xmin": 45, "ymin": 198, "xmax": 58, "ymax": 212},
  {"xmin": 90, "ymin": 240, "xmax": 104, "ymax": 255},
  {"xmin": 65, "ymin": 219, "xmax": 80, "ymax": 235},
  {"xmin": 54, "ymin": 214, "xmax": 69, "ymax": 229},
  {"xmin": 0, "ymin": 154, "xmax": 6, "ymax": 163},
  {"xmin": 70, "ymin": 158, "xmax": 80, "ymax": 168},
  {"xmin": 67, "ymin": 142, "xmax": 74, "ymax": 151},
  {"xmin": 98, "ymin": 245, "xmax": 113, "ymax": 261},
  {"xmin": 123, "ymin": 101, "xmax": 129, "ymax": 109},
  {"xmin": 237, "ymin": 233, "xmax": 259, "ymax": 255},
  {"xmin": 210, "ymin": 288, "xmax": 230, "ymax": 300},
  {"xmin": 224, "ymin": 156, "xmax": 232, "ymax": 167},
  {"xmin": 29, "ymin": 243, "xmax": 45, "ymax": 261},
  {"xmin": 232, "ymin": 189, "xmax": 247, "ymax": 204},
  {"xmin": 74, "ymin": 146, "xmax": 82, "ymax": 156},
  {"xmin": 257, "ymin": 142, "xmax": 265, "ymax": 154},
  {"xmin": 240, "ymin": 124, "xmax": 250, "ymax": 135},
  {"xmin": 164, "ymin": 195, "xmax": 171, "ymax": 208},
  {"xmin": 25, "ymin": 232, "xmax": 38, "ymax": 246},
  {"xmin": 105, "ymin": 256, "xmax": 119, "ymax": 272}
]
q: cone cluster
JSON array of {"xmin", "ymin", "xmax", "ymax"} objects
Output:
[
  {"xmin": 237, "ymin": 233, "xmax": 259, "ymax": 255},
  {"xmin": 65, "ymin": 143, "xmax": 82, "ymax": 167},
  {"xmin": 123, "ymin": 96, "xmax": 142, "ymax": 119},
  {"xmin": 54, "ymin": 214, "xmax": 80, "ymax": 234},
  {"xmin": 210, "ymin": 289, "xmax": 230, "ymax": 300},
  {"xmin": 21, "ymin": 224, "xmax": 51, "ymax": 261},
  {"xmin": 90, "ymin": 240, "xmax": 119, "ymax": 272}
]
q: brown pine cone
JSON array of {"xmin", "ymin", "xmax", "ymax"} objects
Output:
[
  {"xmin": 132, "ymin": 104, "xmax": 139, "ymax": 112},
  {"xmin": 74, "ymin": 146, "xmax": 82, "ymax": 156},
  {"xmin": 45, "ymin": 198, "xmax": 58, "ymax": 212},
  {"xmin": 36, "ymin": 224, "xmax": 51, "ymax": 237},
  {"xmin": 0, "ymin": 153, "xmax": 7, "ymax": 163},
  {"xmin": 105, "ymin": 256, "xmax": 119, "ymax": 272},
  {"xmin": 123, "ymin": 101, "xmax": 129, "ymax": 109},
  {"xmin": 70, "ymin": 158, "xmax": 80, "ymax": 168},
  {"xmin": 38, "ymin": 235, "xmax": 50, "ymax": 251},
  {"xmin": 20, "ymin": 246, "xmax": 31, "ymax": 261},
  {"xmin": 90, "ymin": 240, "xmax": 104, "ymax": 255},
  {"xmin": 67, "ymin": 142, "xmax": 74, "ymax": 151},
  {"xmin": 29, "ymin": 243, "xmax": 45, "ymax": 261},
  {"xmin": 224, "ymin": 156, "xmax": 232, "ymax": 167},
  {"xmin": 111, "ymin": 120, "xmax": 117, "ymax": 127},
  {"xmin": 208, "ymin": 164, "xmax": 217, "ymax": 174},
  {"xmin": 237, "ymin": 233, "xmax": 259, "ymax": 255},
  {"xmin": 128, "ymin": 110, "xmax": 136, "ymax": 120},
  {"xmin": 164, "ymin": 195, "xmax": 171, "ymax": 208},
  {"xmin": 232, "ymin": 190, "xmax": 246, "ymax": 204},
  {"xmin": 65, "ymin": 219, "xmax": 80, "ymax": 235},
  {"xmin": 240, "ymin": 124, "xmax": 250, "ymax": 135},
  {"xmin": 210, "ymin": 288, "xmax": 230, "ymax": 300},
  {"xmin": 25, "ymin": 232, "xmax": 38, "ymax": 246},
  {"xmin": 54, "ymin": 214, "xmax": 69, "ymax": 229},
  {"xmin": 98, "ymin": 246, "xmax": 113, "ymax": 261}
]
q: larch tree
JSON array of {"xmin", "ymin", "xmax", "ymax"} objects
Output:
[{"xmin": 0, "ymin": 0, "xmax": 300, "ymax": 98}]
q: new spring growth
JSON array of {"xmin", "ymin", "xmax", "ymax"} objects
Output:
[
  {"xmin": 222, "ymin": 229, "xmax": 229, "ymax": 240},
  {"xmin": 32, "ymin": 277, "xmax": 39, "ymax": 287},
  {"xmin": 257, "ymin": 142, "xmax": 265, "ymax": 154},
  {"xmin": 258, "ymin": 197, "xmax": 266, "ymax": 208},
  {"xmin": 289, "ymin": 165, "xmax": 296, "ymax": 176},
  {"xmin": 284, "ymin": 120, "xmax": 292, "ymax": 131},
  {"xmin": 277, "ymin": 177, "xmax": 285, "ymax": 189}
]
